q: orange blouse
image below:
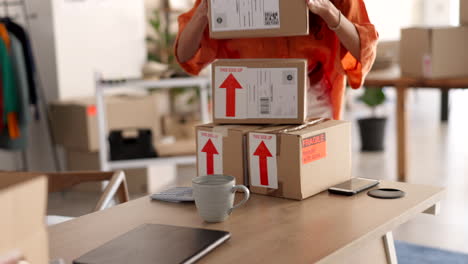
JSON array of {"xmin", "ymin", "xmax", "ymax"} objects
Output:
[{"xmin": 175, "ymin": 0, "xmax": 378, "ymax": 119}]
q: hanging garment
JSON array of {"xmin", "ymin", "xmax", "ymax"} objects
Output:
[
  {"xmin": 0, "ymin": 69, "xmax": 3, "ymax": 131},
  {"xmin": 3, "ymin": 18, "xmax": 38, "ymax": 115},
  {"xmin": 0, "ymin": 23, "xmax": 10, "ymax": 131},
  {"xmin": 0, "ymin": 34, "xmax": 30, "ymax": 150},
  {"xmin": 0, "ymin": 24, "xmax": 10, "ymax": 49},
  {"xmin": 0, "ymin": 27, "xmax": 20, "ymax": 139}
]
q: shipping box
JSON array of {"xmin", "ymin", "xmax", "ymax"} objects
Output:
[
  {"xmin": 212, "ymin": 59, "xmax": 308, "ymax": 124},
  {"xmin": 50, "ymin": 93, "xmax": 168, "ymax": 152},
  {"xmin": 208, "ymin": 0, "xmax": 308, "ymax": 39},
  {"xmin": 0, "ymin": 173, "xmax": 49, "ymax": 263},
  {"xmin": 400, "ymin": 27, "xmax": 468, "ymax": 78},
  {"xmin": 162, "ymin": 114, "xmax": 201, "ymax": 140},
  {"xmin": 196, "ymin": 124, "xmax": 262, "ymax": 185},
  {"xmin": 247, "ymin": 119, "xmax": 351, "ymax": 200}
]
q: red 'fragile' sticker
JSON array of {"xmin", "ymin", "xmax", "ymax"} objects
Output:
[{"xmin": 302, "ymin": 133, "xmax": 327, "ymax": 164}]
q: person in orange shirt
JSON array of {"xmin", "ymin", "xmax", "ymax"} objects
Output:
[{"xmin": 176, "ymin": 0, "xmax": 378, "ymax": 119}]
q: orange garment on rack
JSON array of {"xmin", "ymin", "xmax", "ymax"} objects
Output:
[
  {"xmin": 0, "ymin": 24, "xmax": 10, "ymax": 49},
  {"xmin": 175, "ymin": 0, "xmax": 379, "ymax": 119},
  {"xmin": 0, "ymin": 23, "xmax": 19, "ymax": 138}
]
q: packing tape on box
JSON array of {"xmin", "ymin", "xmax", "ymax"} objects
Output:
[
  {"xmin": 278, "ymin": 118, "xmax": 329, "ymax": 134},
  {"xmin": 274, "ymin": 118, "xmax": 329, "ymax": 158},
  {"xmin": 212, "ymin": 125, "xmax": 237, "ymax": 138}
]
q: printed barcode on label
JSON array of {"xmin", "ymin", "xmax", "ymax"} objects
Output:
[
  {"xmin": 260, "ymin": 97, "xmax": 271, "ymax": 115},
  {"xmin": 264, "ymin": 12, "xmax": 279, "ymax": 26}
]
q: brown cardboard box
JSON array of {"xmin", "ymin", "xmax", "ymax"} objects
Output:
[
  {"xmin": 155, "ymin": 139, "xmax": 197, "ymax": 157},
  {"xmin": 212, "ymin": 59, "xmax": 308, "ymax": 124},
  {"xmin": 50, "ymin": 92, "xmax": 168, "ymax": 152},
  {"xmin": 247, "ymin": 119, "xmax": 351, "ymax": 200},
  {"xmin": 400, "ymin": 27, "xmax": 468, "ymax": 78},
  {"xmin": 0, "ymin": 173, "xmax": 49, "ymax": 263},
  {"xmin": 162, "ymin": 114, "xmax": 201, "ymax": 140},
  {"xmin": 208, "ymin": 0, "xmax": 308, "ymax": 39},
  {"xmin": 65, "ymin": 150, "xmax": 149, "ymax": 194},
  {"xmin": 196, "ymin": 124, "xmax": 262, "ymax": 185}
]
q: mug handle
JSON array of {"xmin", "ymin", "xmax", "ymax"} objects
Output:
[{"xmin": 229, "ymin": 185, "xmax": 250, "ymax": 214}]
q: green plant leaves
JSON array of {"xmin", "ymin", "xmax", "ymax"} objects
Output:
[{"xmin": 360, "ymin": 86, "xmax": 386, "ymax": 107}]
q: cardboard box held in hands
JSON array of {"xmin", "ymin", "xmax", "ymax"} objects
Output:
[
  {"xmin": 212, "ymin": 59, "xmax": 309, "ymax": 124},
  {"xmin": 0, "ymin": 173, "xmax": 49, "ymax": 263},
  {"xmin": 208, "ymin": 0, "xmax": 309, "ymax": 39},
  {"xmin": 196, "ymin": 124, "xmax": 262, "ymax": 185},
  {"xmin": 247, "ymin": 119, "xmax": 351, "ymax": 200}
]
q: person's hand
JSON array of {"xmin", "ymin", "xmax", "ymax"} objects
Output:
[
  {"xmin": 0, "ymin": 250, "xmax": 24, "ymax": 264},
  {"xmin": 305, "ymin": 0, "xmax": 340, "ymax": 28},
  {"xmin": 194, "ymin": 0, "xmax": 209, "ymax": 20}
]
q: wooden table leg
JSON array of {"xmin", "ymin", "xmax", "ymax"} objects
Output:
[
  {"xmin": 441, "ymin": 89, "xmax": 449, "ymax": 122},
  {"xmin": 396, "ymin": 86, "xmax": 407, "ymax": 182},
  {"xmin": 383, "ymin": 232, "xmax": 398, "ymax": 264}
]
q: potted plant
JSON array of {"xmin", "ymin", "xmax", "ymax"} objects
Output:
[
  {"xmin": 146, "ymin": 5, "xmax": 201, "ymax": 114},
  {"xmin": 358, "ymin": 86, "xmax": 387, "ymax": 151}
]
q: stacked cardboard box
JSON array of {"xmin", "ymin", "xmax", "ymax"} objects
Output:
[
  {"xmin": 208, "ymin": 0, "xmax": 309, "ymax": 39},
  {"xmin": 50, "ymin": 94, "xmax": 165, "ymax": 194},
  {"xmin": 195, "ymin": 2, "xmax": 352, "ymax": 200},
  {"xmin": 196, "ymin": 59, "xmax": 351, "ymax": 200}
]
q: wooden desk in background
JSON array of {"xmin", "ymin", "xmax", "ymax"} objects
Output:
[
  {"xmin": 364, "ymin": 66, "xmax": 468, "ymax": 182},
  {"xmin": 49, "ymin": 181, "xmax": 443, "ymax": 264}
]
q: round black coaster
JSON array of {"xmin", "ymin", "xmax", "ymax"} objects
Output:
[{"xmin": 368, "ymin": 188, "xmax": 405, "ymax": 199}]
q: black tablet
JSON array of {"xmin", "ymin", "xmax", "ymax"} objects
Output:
[{"xmin": 73, "ymin": 224, "xmax": 231, "ymax": 264}]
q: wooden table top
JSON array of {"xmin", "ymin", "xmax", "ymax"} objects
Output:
[
  {"xmin": 48, "ymin": 181, "xmax": 444, "ymax": 264},
  {"xmin": 365, "ymin": 65, "xmax": 468, "ymax": 88}
]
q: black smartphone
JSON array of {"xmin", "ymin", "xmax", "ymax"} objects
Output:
[{"xmin": 328, "ymin": 178, "xmax": 380, "ymax": 196}]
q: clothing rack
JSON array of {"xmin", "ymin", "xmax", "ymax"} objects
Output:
[{"xmin": 1, "ymin": 0, "xmax": 61, "ymax": 171}]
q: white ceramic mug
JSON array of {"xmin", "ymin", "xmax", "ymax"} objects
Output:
[{"xmin": 192, "ymin": 175, "xmax": 250, "ymax": 223}]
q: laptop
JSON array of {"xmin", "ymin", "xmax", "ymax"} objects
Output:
[{"xmin": 73, "ymin": 224, "xmax": 231, "ymax": 264}]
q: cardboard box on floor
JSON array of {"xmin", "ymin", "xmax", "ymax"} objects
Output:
[
  {"xmin": 208, "ymin": 0, "xmax": 308, "ymax": 39},
  {"xmin": 0, "ymin": 173, "xmax": 49, "ymax": 263},
  {"xmin": 196, "ymin": 124, "xmax": 262, "ymax": 185},
  {"xmin": 247, "ymin": 119, "xmax": 351, "ymax": 200},
  {"xmin": 50, "ymin": 92, "xmax": 169, "ymax": 152},
  {"xmin": 400, "ymin": 27, "xmax": 468, "ymax": 79},
  {"xmin": 212, "ymin": 59, "xmax": 308, "ymax": 124}
]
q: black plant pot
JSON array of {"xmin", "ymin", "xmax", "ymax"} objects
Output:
[{"xmin": 358, "ymin": 117, "xmax": 387, "ymax": 152}]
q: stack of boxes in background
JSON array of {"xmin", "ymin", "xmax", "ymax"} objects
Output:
[
  {"xmin": 400, "ymin": 2, "xmax": 468, "ymax": 78},
  {"xmin": 49, "ymin": 92, "xmax": 200, "ymax": 194},
  {"xmin": 195, "ymin": 0, "xmax": 352, "ymax": 200}
]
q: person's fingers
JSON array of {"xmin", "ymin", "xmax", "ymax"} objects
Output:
[{"xmin": 0, "ymin": 250, "xmax": 24, "ymax": 264}]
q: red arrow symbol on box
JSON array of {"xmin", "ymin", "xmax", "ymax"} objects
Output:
[
  {"xmin": 201, "ymin": 139, "xmax": 219, "ymax": 175},
  {"xmin": 253, "ymin": 141, "xmax": 273, "ymax": 186},
  {"xmin": 219, "ymin": 73, "xmax": 242, "ymax": 117}
]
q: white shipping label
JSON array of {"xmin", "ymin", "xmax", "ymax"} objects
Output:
[
  {"xmin": 214, "ymin": 66, "xmax": 298, "ymax": 119},
  {"xmin": 210, "ymin": 0, "xmax": 280, "ymax": 32},
  {"xmin": 197, "ymin": 131, "xmax": 223, "ymax": 176},
  {"xmin": 249, "ymin": 133, "xmax": 278, "ymax": 189}
]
